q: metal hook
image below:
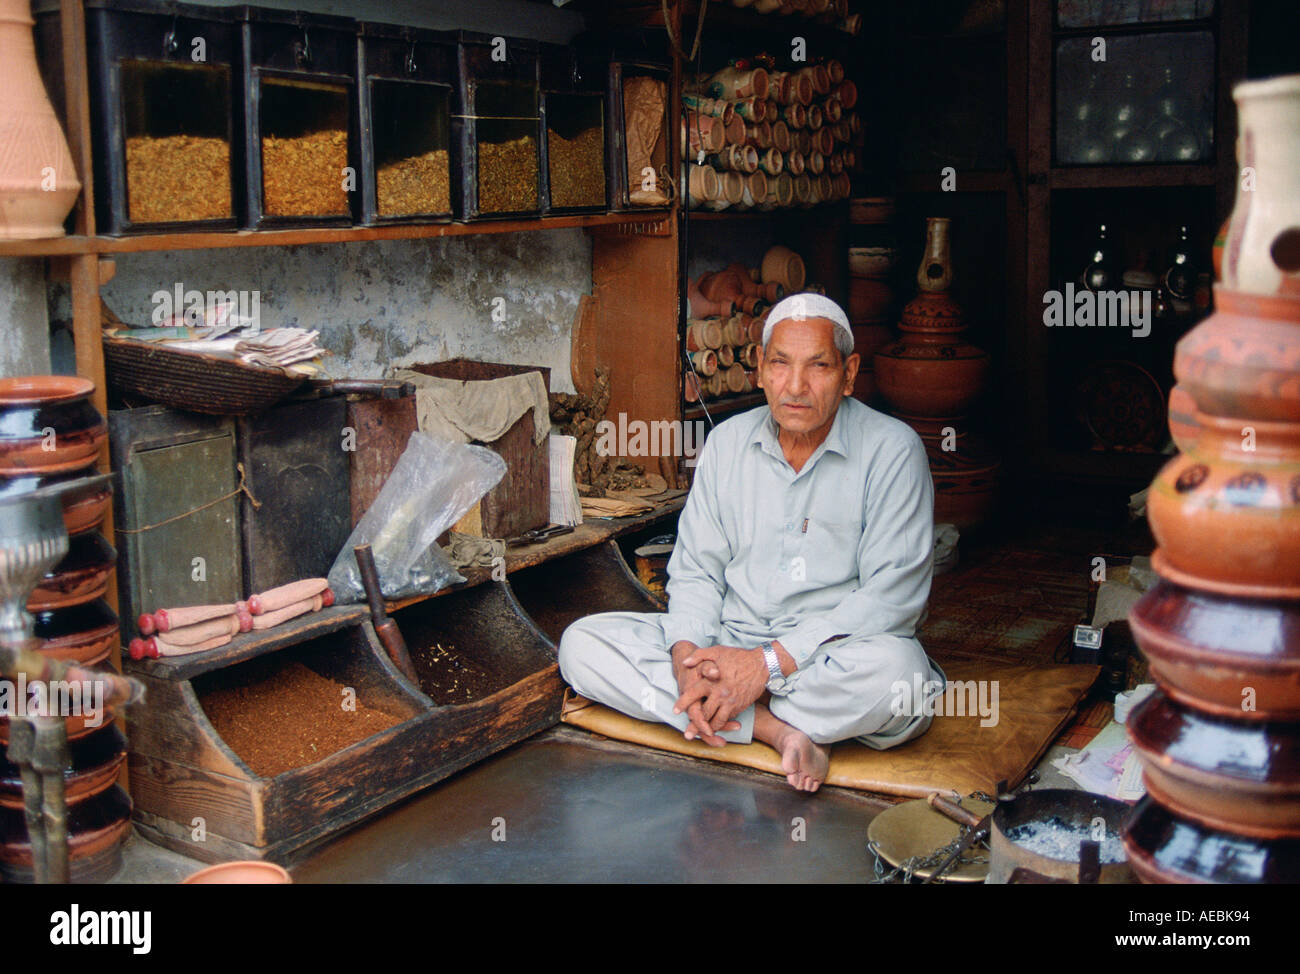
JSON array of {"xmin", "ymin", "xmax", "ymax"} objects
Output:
[
  {"xmin": 296, "ymin": 28, "xmax": 312, "ymax": 67},
  {"xmin": 405, "ymin": 42, "xmax": 418, "ymax": 75}
]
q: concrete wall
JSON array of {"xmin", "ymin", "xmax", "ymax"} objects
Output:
[{"xmin": 0, "ymin": 260, "xmax": 51, "ymax": 378}]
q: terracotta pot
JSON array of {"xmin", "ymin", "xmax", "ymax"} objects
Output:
[
  {"xmin": 31, "ymin": 597, "xmax": 118, "ymax": 666},
  {"xmin": 849, "ymin": 246, "xmax": 895, "ymax": 279},
  {"xmin": 795, "ymin": 129, "xmax": 813, "ymax": 156},
  {"xmin": 0, "ymin": 468, "xmax": 111, "ymax": 536},
  {"xmin": 786, "ymin": 150, "xmax": 805, "ymax": 177},
  {"xmin": 1165, "ymin": 384, "xmax": 1201, "ymax": 451},
  {"xmin": 720, "ymin": 315, "xmax": 747, "ymax": 347},
  {"xmin": 1220, "ymin": 75, "xmax": 1300, "ymax": 296},
  {"xmin": 1122, "ymin": 795, "xmax": 1300, "ymax": 884},
  {"xmin": 724, "ymin": 363, "xmax": 748, "ymax": 393},
  {"xmin": 769, "ymin": 71, "xmax": 794, "ymax": 106},
  {"xmin": 814, "ymin": 126, "xmax": 835, "ymax": 155},
  {"xmin": 836, "ymin": 80, "xmax": 857, "ymax": 109},
  {"xmin": 792, "ymin": 173, "xmax": 814, "ymax": 206},
  {"xmin": 826, "ymin": 59, "xmax": 845, "ymax": 85},
  {"xmin": 1146, "ymin": 407, "xmax": 1300, "ymax": 598},
  {"xmin": 0, "ymin": 0, "xmax": 81, "ymax": 240},
  {"xmin": 691, "ymin": 349, "xmax": 718, "ymax": 376},
  {"xmin": 1175, "ymin": 289, "xmax": 1300, "ymax": 424},
  {"xmin": 28, "ymin": 531, "xmax": 116, "ymax": 611},
  {"xmin": 899, "ymin": 414, "xmax": 1000, "ymax": 529},
  {"xmin": 686, "ymin": 319, "xmax": 723, "ymax": 352},
  {"xmin": 771, "ymin": 120, "xmax": 792, "ymax": 153},
  {"xmin": 740, "ymin": 343, "xmax": 760, "ymax": 369},
  {"xmin": 747, "ymin": 315, "xmax": 766, "ymax": 344},
  {"xmin": 682, "ymin": 113, "xmax": 725, "ymax": 157},
  {"xmin": 781, "ymin": 102, "xmax": 807, "ymax": 129},
  {"xmin": 717, "ymin": 344, "xmax": 736, "ymax": 368},
  {"xmin": 807, "ymin": 104, "xmax": 824, "ymax": 132},
  {"xmin": 702, "ymin": 170, "xmax": 745, "ymax": 211},
  {"xmin": 0, "ymin": 784, "xmax": 131, "ymax": 883},
  {"xmin": 183, "ymin": 860, "xmax": 293, "ymax": 884},
  {"xmin": 760, "ymin": 245, "xmax": 805, "ymax": 292},
  {"xmin": 702, "ymin": 371, "xmax": 725, "ymax": 398},
  {"xmin": 1213, "ymin": 215, "xmax": 1230, "ymax": 281},
  {"xmin": 758, "ymin": 147, "xmax": 783, "ymax": 176},
  {"xmin": 1130, "ymin": 579, "xmax": 1300, "ymax": 721},
  {"xmin": 1127, "ymin": 689, "xmax": 1300, "ymax": 839},
  {"xmin": 850, "ymin": 196, "xmax": 895, "ymax": 225},
  {"xmin": 745, "ymin": 120, "xmax": 772, "ymax": 148},
  {"xmin": 681, "ymin": 94, "xmax": 733, "ymax": 122},
  {"xmin": 710, "ymin": 65, "xmax": 769, "ymax": 101},
  {"xmin": 874, "ymin": 295, "xmax": 990, "ymax": 416},
  {"xmin": 686, "ymin": 164, "xmax": 719, "ymax": 208},
  {"xmin": 0, "ymin": 376, "xmax": 106, "ymax": 477},
  {"xmin": 832, "ymin": 172, "xmax": 851, "ymax": 199},
  {"xmin": 847, "ymin": 277, "xmax": 893, "ymax": 323},
  {"xmin": 0, "ymin": 721, "xmax": 126, "ymax": 810}
]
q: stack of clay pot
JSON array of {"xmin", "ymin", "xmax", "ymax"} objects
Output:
[
  {"xmin": 1122, "ymin": 75, "xmax": 1300, "ymax": 884},
  {"xmin": 847, "ymin": 196, "xmax": 899, "ymax": 403},
  {"xmin": 683, "ymin": 55, "xmax": 858, "ymax": 211},
  {"xmin": 874, "ymin": 218, "xmax": 999, "ymax": 530},
  {"xmin": 685, "ymin": 246, "xmax": 806, "ymax": 402},
  {"xmin": 0, "ymin": 375, "xmax": 131, "ymax": 883}
]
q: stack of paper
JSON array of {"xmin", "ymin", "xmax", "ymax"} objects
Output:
[{"xmin": 549, "ymin": 435, "xmax": 583, "ymax": 527}]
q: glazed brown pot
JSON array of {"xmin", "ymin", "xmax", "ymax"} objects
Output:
[
  {"xmin": 0, "ymin": 376, "xmax": 106, "ymax": 476},
  {"xmin": 0, "ymin": 721, "xmax": 126, "ymax": 810},
  {"xmin": 1129, "ymin": 580, "xmax": 1300, "ymax": 721},
  {"xmin": 31, "ymin": 597, "xmax": 119, "ymax": 665},
  {"xmin": 0, "ymin": 783, "xmax": 131, "ymax": 884},
  {"xmin": 28, "ymin": 531, "xmax": 116, "ymax": 611},
  {"xmin": 1147, "ymin": 408, "xmax": 1300, "ymax": 598},
  {"xmin": 1127, "ymin": 689, "xmax": 1300, "ymax": 839},
  {"xmin": 0, "ymin": 666, "xmax": 117, "ymax": 745},
  {"xmin": 0, "ymin": 468, "xmax": 111, "ymax": 536},
  {"xmin": 1123, "ymin": 795, "xmax": 1300, "ymax": 884},
  {"xmin": 899, "ymin": 415, "xmax": 1000, "ymax": 529},
  {"xmin": 1175, "ymin": 289, "xmax": 1300, "ymax": 423}
]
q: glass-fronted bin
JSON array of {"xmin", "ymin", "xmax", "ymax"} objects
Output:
[
  {"xmin": 358, "ymin": 22, "xmax": 458, "ymax": 224},
  {"xmin": 240, "ymin": 7, "xmax": 358, "ymax": 228},
  {"xmin": 578, "ymin": 49, "xmax": 671, "ymax": 211},
  {"xmin": 35, "ymin": 1, "xmax": 240, "ymax": 235},
  {"xmin": 540, "ymin": 45, "xmax": 607, "ymax": 214},
  {"xmin": 456, "ymin": 32, "xmax": 543, "ymax": 219}
]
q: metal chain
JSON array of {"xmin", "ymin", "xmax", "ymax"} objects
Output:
[{"xmin": 868, "ymin": 829, "xmax": 989, "ymax": 885}]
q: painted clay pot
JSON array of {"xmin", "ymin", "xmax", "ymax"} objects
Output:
[
  {"xmin": 1174, "ymin": 289, "xmax": 1300, "ymax": 424},
  {"xmin": 1127, "ymin": 689, "xmax": 1300, "ymax": 839},
  {"xmin": 899, "ymin": 415, "xmax": 1000, "ymax": 529},
  {"xmin": 690, "ymin": 349, "xmax": 718, "ymax": 377},
  {"xmin": 1219, "ymin": 74, "xmax": 1300, "ymax": 296},
  {"xmin": 28, "ymin": 531, "xmax": 116, "ymax": 611},
  {"xmin": 760, "ymin": 245, "xmax": 805, "ymax": 292},
  {"xmin": 1130, "ymin": 579, "xmax": 1300, "ymax": 721},
  {"xmin": 0, "ymin": 783, "xmax": 131, "ymax": 884},
  {"xmin": 709, "ymin": 64, "xmax": 769, "ymax": 101},
  {"xmin": 0, "ymin": 468, "xmax": 111, "ymax": 536},
  {"xmin": 0, "ymin": 376, "xmax": 106, "ymax": 476},
  {"xmin": 874, "ymin": 295, "xmax": 990, "ymax": 417},
  {"xmin": 1123, "ymin": 795, "xmax": 1300, "ymax": 884},
  {"xmin": 704, "ymin": 170, "xmax": 745, "ymax": 211},
  {"xmin": 717, "ymin": 344, "xmax": 736, "ymax": 368},
  {"xmin": 1213, "ymin": 215, "xmax": 1230, "ymax": 281},
  {"xmin": 31, "ymin": 597, "xmax": 118, "ymax": 665},
  {"xmin": 1146, "ymin": 408, "xmax": 1300, "ymax": 598},
  {"xmin": 1165, "ymin": 384, "xmax": 1201, "ymax": 451},
  {"xmin": 0, "ymin": 0, "xmax": 81, "ymax": 239},
  {"xmin": 183, "ymin": 860, "xmax": 293, "ymax": 884},
  {"xmin": 0, "ymin": 721, "xmax": 127, "ymax": 811}
]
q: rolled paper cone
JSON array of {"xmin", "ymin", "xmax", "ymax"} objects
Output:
[
  {"xmin": 251, "ymin": 593, "xmax": 325, "ymax": 631},
  {"xmin": 153, "ymin": 602, "xmax": 239, "ymax": 633},
  {"xmin": 771, "ymin": 120, "xmax": 792, "ymax": 153},
  {"xmin": 154, "ymin": 614, "xmax": 243, "ymax": 646},
  {"xmin": 691, "ymin": 349, "xmax": 718, "ymax": 376},
  {"xmin": 151, "ymin": 631, "xmax": 234, "ymax": 657},
  {"xmin": 247, "ymin": 578, "xmax": 329, "ymax": 615},
  {"xmin": 718, "ymin": 344, "xmax": 736, "ymax": 368}
]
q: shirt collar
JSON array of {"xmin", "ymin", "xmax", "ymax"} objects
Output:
[{"xmin": 751, "ymin": 398, "xmax": 851, "ymax": 466}]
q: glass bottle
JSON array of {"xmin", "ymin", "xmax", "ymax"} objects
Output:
[
  {"xmin": 1161, "ymin": 225, "xmax": 1196, "ymax": 316},
  {"xmin": 1080, "ymin": 223, "xmax": 1115, "ymax": 292}
]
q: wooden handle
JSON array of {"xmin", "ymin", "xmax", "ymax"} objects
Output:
[
  {"xmin": 245, "ymin": 578, "xmax": 330, "ymax": 615},
  {"xmin": 146, "ymin": 603, "xmax": 238, "ymax": 633},
  {"xmin": 927, "ymin": 792, "xmax": 984, "ymax": 829},
  {"xmin": 250, "ymin": 593, "xmax": 325, "ymax": 631},
  {"xmin": 152, "ymin": 614, "xmax": 246, "ymax": 646}
]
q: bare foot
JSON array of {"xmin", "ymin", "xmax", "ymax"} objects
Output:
[{"xmin": 753, "ymin": 704, "xmax": 830, "ymax": 792}]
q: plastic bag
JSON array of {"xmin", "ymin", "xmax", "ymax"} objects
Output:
[{"xmin": 328, "ymin": 432, "xmax": 507, "ymax": 602}]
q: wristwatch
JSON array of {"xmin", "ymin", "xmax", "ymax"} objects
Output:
[{"xmin": 760, "ymin": 641, "xmax": 792, "ymax": 696}]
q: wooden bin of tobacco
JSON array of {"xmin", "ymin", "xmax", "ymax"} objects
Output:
[{"xmin": 125, "ymin": 582, "xmax": 564, "ymax": 864}]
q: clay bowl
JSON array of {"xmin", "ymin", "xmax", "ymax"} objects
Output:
[
  {"xmin": 0, "ymin": 468, "xmax": 111, "ymax": 536},
  {"xmin": 0, "ymin": 664, "xmax": 119, "ymax": 746},
  {"xmin": 1129, "ymin": 580, "xmax": 1300, "ymax": 721},
  {"xmin": 0, "ymin": 784, "xmax": 132, "ymax": 884},
  {"xmin": 1123, "ymin": 795, "xmax": 1300, "ymax": 884},
  {"xmin": 183, "ymin": 860, "xmax": 293, "ymax": 884},
  {"xmin": 0, "ymin": 721, "xmax": 127, "ymax": 811},
  {"xmin": 28, "ymin": 532, "xmax": 116, "ymax": 611},
  {"xmin": 850, "ymin": 196, "xmax": 895, "ymax": 225},
  {"xmin": 31, "ymin": 597, "xmax": 119, "ymax": 666},
  {"xmin": 0, "ymin": 376, "xmax": 106, "ymax": 477},
  {"xmin": 848, "ymin": 246, "xmax": 896, "ymax": 279},
  {"xmin": 1127, "ymin": 690, "xmax": 1300, "ymax": 839}
]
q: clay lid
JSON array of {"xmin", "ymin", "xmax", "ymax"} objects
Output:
[{"xmin": 0, "ymin": 375, "xmax": 95, "ymax": 406}]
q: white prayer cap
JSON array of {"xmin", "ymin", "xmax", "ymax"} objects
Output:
[{"xmin": 762, "ymin": 292, "xmax": 854, "ymax": 354}]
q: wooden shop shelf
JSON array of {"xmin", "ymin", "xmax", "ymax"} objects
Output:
[
  {"xmin": 1047, "ymin": 164, "xmax": 1218, "ymax": 190},
  {"xmin": 0, "ymin": 211, "xmax": 672, "ymax": 258},
  {"xmin": 683, "ymin": 391, "xmax": 765, "ymax": 423},
  {"xmin": 128, "ymin": 581, "xmax": 564, "ymax": 864},
  {"xmin": 510, "ymin": 540, "xmax": 664, "ymax": 644}
]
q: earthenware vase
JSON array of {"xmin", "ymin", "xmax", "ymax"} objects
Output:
[
  {"xmin": 874, "ymin": 294, "xmax": 990, "ymax": 417},
  {"xmin": 0, "ymin": 0, "xmax": 81, "ymax": 239},
  {"xmin": 1219, "ymin": 75, "xmax": 1300, "ymax": 297},
  {"xmin": 917, "ymin": 217, "xmax": 954, "ymax": 293}
]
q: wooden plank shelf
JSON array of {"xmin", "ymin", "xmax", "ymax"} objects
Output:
[
  {"xmin": 1047, "ymin": 164, "xmax": 1218, "ymax": 190},
  {"xmin": 684, "ymin": 391, "xmax": 765, "ymax": 422},
  {"xmin": 684, "ymin": 202, "xmax": 849, "ymax": 221},
  {"xmin": 0, "ymin": 211, "xmax": 673, "ymax": 258}
]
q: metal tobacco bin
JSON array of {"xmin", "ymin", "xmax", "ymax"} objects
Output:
[
  {"xmin": 578, "ymin": 46, "xmax": 671, "ymax": 211},
  {"xmin": 539, "ymin": 43, "xmax": 607, "ymax": 215},
  {"xmin": 34, "ymin": 0, "xmax": 240, "ymax": 235},
  {"xmin": 239, "ymin": 6, "xmax": 359, "ymax": 229},
  {"xmin": 455, "ymin": 31, "xmax": 543, "ymax": 220},
  {"xmin": 356, "ymin": 21, "xmax": 458, "ymax": 225}
]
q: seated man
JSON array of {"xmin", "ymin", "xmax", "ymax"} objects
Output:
[{"xmin": 558, "ymin": 293, "xmax": 945, "ymax": 793}]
